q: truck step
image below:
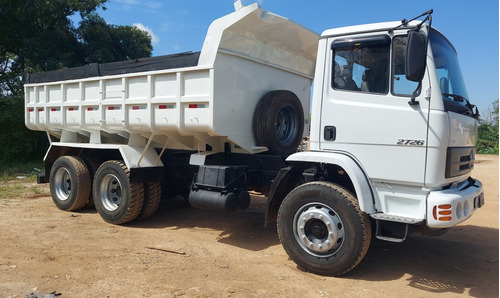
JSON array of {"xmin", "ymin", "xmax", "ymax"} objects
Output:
[
  {"xmin": 371, "ymin": 213, "xmax": 424, "ymax": 243},
  {"xmin": 374, "ymin": 220, "xmax": 408, "ymax": 243},
  {"xmin": 370, "ymin": 213, "xmax": 424, "ymax": 225}
]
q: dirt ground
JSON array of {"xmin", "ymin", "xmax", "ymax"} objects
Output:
[{"xmin": 0, "ymin": 155, "xmax": 498, "ymax": 297}]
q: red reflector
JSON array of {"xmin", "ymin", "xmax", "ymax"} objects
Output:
[
  {"xmin": 28, "ymin": 109, "xmax": 34, "ymax": 112},
  {"xmin": 108, "ymin": 106, "xmax": 115, "ymax": 110},
  {"xmin": 159, "ymin": 105, "xmax": 167, "ymax": 110},
  {"xmin": 189, "ymin": 104, "xmax": 198, "ymax": 109},
  {"xmin": 68, "ymin": 107, "xmax": 74, "ymax": 111},
  {"xmin": 38, "ymin": 108, "xmax": 43, "ymax": 112},
  {"xmin": 132, "ymin": 106, "xmax": 140, "ymax": 110},
  {"xmin": 51, "ymin": 108, "xmax": 56, "ymax": 112},
  {"xmin": 87, "ymin": 107, "xmax": 93, "ymax": 111}
]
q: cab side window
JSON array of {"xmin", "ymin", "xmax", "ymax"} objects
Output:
[
  {"xmin": 332, "ymin": 35, "xmax": 390, "ymax": 94},
  {"xmin": 392, "ymin": 36, "xmax": 420, "ymax": 96}
]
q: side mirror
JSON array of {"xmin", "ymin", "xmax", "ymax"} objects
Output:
[{"xmin": 405, "ymin": 30, "xmax": 428, "ymax": 82}]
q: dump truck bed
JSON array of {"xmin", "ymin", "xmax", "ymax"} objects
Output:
[
  {"xmin": 25, "ymin": 3, "xmax": 319, "ymax": 155},
  {"xmin": 25, "ymin": 52, "xmax": 201, "ymax": 84}
]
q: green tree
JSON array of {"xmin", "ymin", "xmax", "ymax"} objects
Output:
[
  {"xmin": 113, "ymin": 25, "xmax": 153, "ymax": 61},
  {"xmin": 0, "ymin": 0, "xmax": 107, "ymax": 95},
  {"xmin": 477, "ymin": 99, "xmax": 499, "ymax": 154},
  {"xmin": 0, "ymin": 0, "xmax": 153, "ymax": 166},
  {"xmin": 0, "ymin": 94, "xmax": 47, "ymax": 166},
  {"xmin": 78, "ymin": 13, "xmax": 152, "ymax": 64},
  {"xmin": 0, "ymin": 0, "xmax": 152, "ymax": 95},
  {"xmin": 0, "ymin": 0, "xmax": 105, "ymax": 166}
]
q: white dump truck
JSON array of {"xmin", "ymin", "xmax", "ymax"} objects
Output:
[{"xmin": 24, "ymin": 2, "xmax": 484, "ymax": 276}]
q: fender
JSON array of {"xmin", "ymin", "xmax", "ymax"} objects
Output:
[
  {"xmin": 265, "ymin": 151, "xmax": 376, "ymax": 225},
  {"xmin": 40, "ymin": 142, "xmax": 164, "ymax": 184},
  {"xmin": 288, "ymin": 151, "xmax": 376, "ymax": 213}
]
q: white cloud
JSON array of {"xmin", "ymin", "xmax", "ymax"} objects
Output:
[
  {"xmin": 116, "ymin": 0, "xmax": 140, "ymax": 5},
  {"xmin": 145, "ymin": 2, "xmax": 162, "ymax": 10},
  {"xmin": 116, "ymin": 0, "xmax": 161, "ymax": 11},
  {"xmin": 243, "ymin": 0, "xmax": 264, "ymax": 5},
  {"xmin": 133, "ymin": 23, "xmax": 160, "ymax": 44}
]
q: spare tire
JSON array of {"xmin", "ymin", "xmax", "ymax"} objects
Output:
[{"xmin": 253, "ymin": 90, "xmax": 304, "ymax": 158}]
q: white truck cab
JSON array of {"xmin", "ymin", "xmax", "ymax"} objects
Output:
[
  {"xmin": 269, "ymin": 12, "xmax": 483, "ymax": 275},
  {"xmin": 301, "ymin": 19, "xmax": 484, "ymax": 228}
]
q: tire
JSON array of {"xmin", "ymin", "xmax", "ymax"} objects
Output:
[
  {"xmin": 277, "ymin": 181, "xmax": 371, "ymax": 276},
  {"xmin": 138, "ymin": 182, "xmax": 161, "ymax": 219},
  {"xmin": 82, "ymin": 156, "xmax": 102, "ymax": 209},
  {"xmin": 253, "ymin": 90, "xmax": 304, "ymax": 158},
  {"xmin": 49, "ymin": 156, "xmax": 91, "ymax": 211},
  {"xmin": 93, "ymin": 160, "xmax": 144, "ymax": 224}
]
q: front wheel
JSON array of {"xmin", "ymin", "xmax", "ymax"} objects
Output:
[{"xmin": 277, "ymin": 181, "xmax": 371, "ymax": 276}]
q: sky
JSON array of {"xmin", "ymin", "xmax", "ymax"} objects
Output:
[{"xmin": 87, "ymin": 0, "xmax": 499, "ymax": 113}]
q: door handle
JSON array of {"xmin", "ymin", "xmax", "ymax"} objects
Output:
[{"xmin": 324, "ymin": 126, "xmax": 336, "ymax": 141}]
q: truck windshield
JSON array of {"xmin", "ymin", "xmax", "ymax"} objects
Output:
[{"xmin": 429, "ymin": 29, "xmax": 474, "ymax": 117}]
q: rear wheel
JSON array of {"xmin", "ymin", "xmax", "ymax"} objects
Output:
[
  {"xmin": 253, "ymin": 90, "xmax": 304, "ymax": 158},
  {"xmin": 49, "ymin": 156, "xmax": 91, "ymax": 211},
  {"xmin": 93, "ymin": 160, "xmax": 144, "ymax": 224},
  {"xmin": 138, "ymin": 181, "xmax": 161, "ymax": 219},
  {"xmin": 82, "ymin": 156, "xmax": 102, "ymax": 208},
  {"xmin": 277, "ymin": 181, "xmax": 371, "ymax": 276}
]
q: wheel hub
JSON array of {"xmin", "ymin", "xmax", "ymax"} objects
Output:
[
  {"xmin": 54, "ymin": 168, "xmax": 71, "ymax": 201},
  {"xmin": 294, "ymin": 202, "xmax": 344, "ymax": 257},
  {"xmin": 274, "ymin": 106, "xmax": 298, "ymax": 146},
  {"xmin": 308, "ymin": 220, "xmax": 328, "ymax": 239},
  {"xmin": 99, "ymin": 174, "xmax": 122, "ymax": 212}
]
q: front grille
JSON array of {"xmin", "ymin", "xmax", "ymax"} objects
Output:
[{"xmin": 445, "ymin": 147, "xmax": 475, "ymax": 178}]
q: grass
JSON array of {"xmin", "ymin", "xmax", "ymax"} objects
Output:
[
  {"xmin": 0, "ymin": 160, "xmax": 44, "ymax": 181},
  {"xmin": 0, "ymin": 180, "xmax": 50, "ymax": 200},
  {"xmin": 0, "ymin": 160, "xmax": 49, "ymax": 199}
]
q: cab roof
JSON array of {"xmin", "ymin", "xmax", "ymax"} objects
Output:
[{"xmin": 321, "ymin": 20, "xmax": 425, "ymax": 38}]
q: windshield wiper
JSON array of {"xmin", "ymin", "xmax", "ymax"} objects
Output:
[{"xmin": 442, "ymin": 93, "xmax": 480, "ymax": 118}]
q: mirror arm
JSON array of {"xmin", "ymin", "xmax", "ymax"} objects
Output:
[
  {"xmin": 389, "ymin": 9, "xmax": 433, "ymax": 33},
  {"xmin": 416, "ymin": 12, "xmax": 432, "ymax": 30},
  {"xmin": 408, "ymin": 81, "xmax": 421, "ymax": 106}
]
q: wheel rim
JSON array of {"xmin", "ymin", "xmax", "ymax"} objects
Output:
[
  {"xmin": 274, "ymin": 105, "xmax": 299, "ymax": 146},
  {"xmin": 54, "ymin": 167, "xmax": 71, "ymax": 201},
  {"xmin": 293, "ymin": 202, "xmax": 345, "ymax": 257},
  {"xmin": 99, "ymin": 174, "xmax": 122, "ymax": 212}
]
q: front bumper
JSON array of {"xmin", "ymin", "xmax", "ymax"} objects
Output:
[{"xmin": 427, "ymin": 178, "xmax": 484, "ymax": 228}]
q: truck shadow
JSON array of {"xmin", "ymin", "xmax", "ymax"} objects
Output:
[
  {"xmin": 130, "ymin": 195, "xmax": 280, "ymax": 251},
  {"xmin": 129, "ymin": 198, "xmax": 498, "ymax": 297},
  {"xmin": 345, "ymin": 225, "xmax": 499, "ymax": 297}
]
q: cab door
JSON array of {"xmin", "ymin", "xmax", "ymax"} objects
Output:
[{"xmin": 319, "ymin": 33, "xmax": 430, "ymax": 186}]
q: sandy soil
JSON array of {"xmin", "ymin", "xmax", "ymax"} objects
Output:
[{"xmin": 0, "ymin": 155, "xmax": 498, "ymax": 297}]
